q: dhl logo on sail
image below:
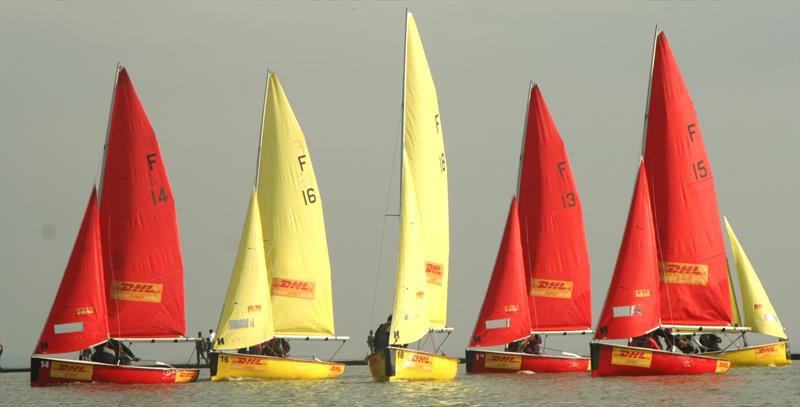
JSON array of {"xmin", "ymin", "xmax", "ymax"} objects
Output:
[
  {"xmin": 271, "ymin": 278, "xmax": 315, "ymax": 300},
  {"xmin": 111, "ymin": 281, "xmax": 164, "ymax": 303},
  {"xmin": 611, "ymin": 347, "xmax": 653, "ymax": 368},
  {"xmin": 504, "ymin": 304, "xmax": 519, "ymax": 312},
  {"xmin": 75, "ymin": 307, "xmax": 94, "ymax": 316},
  {"xmin": 484, "ymin": 353, "xmax": 522, "ymax": 370},
  {"xmin": 660, "ymin": 262, "xmax": 708, "ymax": 286},
  {"xmin": 530, "ymin": 278, "xmax": 573, "ymax": 299},
  {"xmin": 247, "ymin": 304, "xmax": 262, "ymax": 313},
  {"xmin": 634, "ymin": 289, "xmax": 650, "ymax": 298},
  {"xmin": 50, "ymin": 362, "xmax": 93, "ymax": 380},
  {"xmin": 426, "ymin": 262, "xmax": 444, "ymax": 285}
]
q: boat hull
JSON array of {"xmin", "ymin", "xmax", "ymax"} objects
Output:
[
  {"xmin": 705, "ymin": 342, "xmax": 791, "ymax": 367},
  {"xmin": 589, "ymin": 342, "xmax": 730, "ymax": 377},
  {"xmin": 366, "ymin": 347, "xmax": 458, "ymax": 381},
  {"xmin": 30, "ymin": 356, "xmax": 199, "ymax": 386},
  {"xmin": 465, "ymin": 348, "xmax": 590, "ymax": 373},
  {"xmin": 209, "ymin": 351, "xmax": 345, "ymax": 381}
]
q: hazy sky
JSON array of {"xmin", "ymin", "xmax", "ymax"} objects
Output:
[{"xmin": 1, "ymin": 1, "xmax": 798, "ymax": 368}]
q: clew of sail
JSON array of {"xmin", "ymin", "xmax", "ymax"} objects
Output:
[
  {"xmin": 100, "ymin": 68, "xmax": 186, "ymax": 338},
  {"xmin": 596, "ymin": 162, "xmax": 661, "ymax": 340},
  {"xmin": 724, "ymin": 218, "xmax": 786, "ymax": 339},
  {"xmin": 518, "ymin": 84, "xmax": 592, "ymax": 332},
  {"xmin": 214, "ymin": 190, "xmax": 274, "ymax": 350},
  {"xmin": 36, "ymin": 187, "xmax": 109, "ymax": 354},
  {"xmin": 257, "ymin": 73, "xmax": 335, "ymax": 337},
  {"xmin": 403, "ymin": 11, "xmax": 450, "ymax": 329},
  {"xmin": 643, "ymin": 33, "xmax": 732, "ymax": 327},
  {"xmin": 469, "ymin": 197, "xmax": 531, "ymax": 347}
]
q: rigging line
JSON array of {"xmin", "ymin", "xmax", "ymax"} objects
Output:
[{"xmin": 367, "ymin": 108, "xmax": 403, "ymax": 328}]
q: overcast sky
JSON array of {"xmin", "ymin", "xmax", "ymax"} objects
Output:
[{"xmin": 1, "ymin": 1, "xmax": 798, "ymax": 367}]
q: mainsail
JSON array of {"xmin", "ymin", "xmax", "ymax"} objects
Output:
[
  {"xmin": 99, "ymin": 68, "xmax": 186, "ymax": 338},
  {"xmin": 36, "ymin": 188, "xmax": 109, "ymax": 354},
  {"xmin": 643, "ymin": 33, "xmax": 732, "ymax": 327},
  {"xmin": 257, "ymin": 73, "xmax": 335, "ymax": 336},
  {"xmin": 596, "ymin": 162, "xmax": 661, "ymax": 340},
  {"xmin": 402, "ymin": 11, "xmax": 450, "ymax": 329},
  {"xmin": 518, "ymin": 85, "xmax": 592, "ymax": 332},
  {"xmin": 724, "ymin": 218, "xmax": 787, "ymax": 339},
  {"xmin": 469, "ymin": 197, "xmax": 531, "ymax": 347},
  {"xmin": 214, "ymin": 190, "xmax": 274, "ymax": 350},
  {"xmin": 390, "ymin": 11, "xmax": 450, "ymax": 343}
]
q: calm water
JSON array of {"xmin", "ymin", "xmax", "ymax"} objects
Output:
[{"xmin": 2, "ymin": 364, "xmax": 798, "ymax": 406}]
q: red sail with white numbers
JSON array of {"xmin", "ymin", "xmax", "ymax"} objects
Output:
[
  {"xmin": 470, "ymin": 197, "xmax": 532, "ymax": 347},
  {"xmin": 643, "ymin": 33, "xmax": 732, "ymax": 327},
  {"xmin": 517, "ymin": 85, "xmax": 592, "ymax": 332},
  {"xmin": 36, "ymin": 188, "xmax": 109, "ymax": 354},
  {"xmin": 596, "ymin": 163, "xmax": 661, "ymax": 340},
  {"xmin": 99, "ymin": 68, "xmax": 186, "ymax": 338}
]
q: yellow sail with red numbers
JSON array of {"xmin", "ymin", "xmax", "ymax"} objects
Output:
[
  {"xmin": 724, "ymin": 217, "xmax": 786, "ymax": 339},
  {"xmin": 257, "ymin": 73, "xmax": 335, "ymax": 336},
  {"xmin": 390, "ymin": 150, "xmax": 429, "ymax": 345},
  {"xmin": 403, "ymin": 11, "xmax": 450, "ymax": 329},
  {"xmin": 214, "ymin": 190, "xmax": 274, "ymax": 351}
]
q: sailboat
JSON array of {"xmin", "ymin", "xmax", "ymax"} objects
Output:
[
  {"xmin": 31, "ymin": 67, "xmax": 200, "ymax": 386},
  {"xmin": 590, "ymin": 161, "xmax": 730, "ymax": 376},
  {"xmin": 209, "ymin": 72, "xmax": 348, "ymax": 381},
  {"xmin": 466, "ymin": 84, "xmax": 592, "ymax": 373},
  {"xmin": 366, "ymin": 10, "xmax": 458, "ymax": 382},
  {"xmin": 702, "ymin": 218, "xmax": 791, "ymax": 366},
  {"xmin": 591, "ymin": 29, "xmax": 741, "ymax": 376}
]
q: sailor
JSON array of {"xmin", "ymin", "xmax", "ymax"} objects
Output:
[
  {"xmin": 263, "ymin": 338, "xmax": 291, "ymax": 357},
  {"xmin": 206, "ymin": 329, "xmax": 215, "ymax": 360},
  {"xmin": 676, "ymin": 335, "xmax": 697, "ymax": 354},
  {"xmin": 373, "ymin": 315, "xmax": 392, "ymax": 353},
  {"xmin": 523, "ymin": 334, "xmax": 543, "ymax": 355},
  {"xmin": 698, "ymin": 334, "xmax": 721, "ymax": 352},
  {"xmin": 367, "ymin": 329, "xmax": 375, "ymax": 354},
  {"xmin": 92, "ymin": 339, "xmax": 139, "ymax": 365},
  {"xmin": 195, "ymin": 331, "xmax": 208, "ymax": 365}
]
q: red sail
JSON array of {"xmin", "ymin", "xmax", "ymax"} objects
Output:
[
  {"xmin": 643, "ymin": 33, "xmax": 732, "ymax": 326},
  {"xmin": 470, "ymin": 197, "xmax": 532, "ymax": 347},
  {"xmin": 518, "ymin": 85, "xmax": 592, "ymax": 331},
  {"xmin": 99, "ymin": 69, "xmax": 186, "ymax": 338},
  {"xmin": 36, "ymin": 188, "xmax": 109, "ymax": 354},
  {"xmin": 596, "ymin": 163, "xmax": 661, "ymax": 340}
]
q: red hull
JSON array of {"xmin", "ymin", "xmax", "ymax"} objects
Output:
[
  {"xmin": 466, "ymin": 349, "xmax": 590, "ymax": 373},
  {"xmin": 589, "ymin": 343, "xmax": 730, "ymax": 377},
  {"xmin": 30, "ymin": 356, "xmax": 199, "ymax": 386}
]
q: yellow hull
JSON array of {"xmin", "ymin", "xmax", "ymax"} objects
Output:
[
  {"xmin": 367, "ymin": 347, "xmax": 458, "ymax": 382},
  {"xmin": 210, "ymin": 351, "xmax": 345, "ymax": 381},
  {"xmin": 706, "ymin": 342, "xmax": 791, "ymax": 367}
]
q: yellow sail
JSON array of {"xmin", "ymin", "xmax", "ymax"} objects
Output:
[
  {"xmin": 727, "ymin": 262, "xmax": 742, "ymax": 326},
  {"xmin": 724, "ymin": 217, "xmax": 787, "ymax": 339},
  {"xmin": 390, "ymin": 151, "xmax": 429, "ymax": 345},
  {"xmin": 257, "ymin": 73, "xmax": 335, "ymax": 336},
  {"xmin": 214, "ymin": 190, "xmax": 274, "ymax": 350},
  {"xmin": 404, "ymin": 11, "xmax": 450, "ymax": 328}
]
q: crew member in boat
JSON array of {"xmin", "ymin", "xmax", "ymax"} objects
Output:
[
  {"xmin": 91, "ymin": 339, "xmax": 139, "ymax": 365},
  {"xmin": 195, "ymin": 331, "xmax": 208, "ymax": 365},
  {"xmin": 373, "ymin": 315, "xmax": 392, "ymax": 353},
  {"xmin": 698, "ymin": 334, "xmax": 721, "ymax": 352},
  {"xmin": 629, "ymin": 332, "xmax": 662, "ymax": 350},
  {"xmin": 263, "ymin": 338, "xmax": 291, "ymax": 357},
  {"xmin": 675, "ymin": 335, "xmax": 698, "ymax": 354}
]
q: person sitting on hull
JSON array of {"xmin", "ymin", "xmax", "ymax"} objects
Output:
[
  {"xmin": 698, "ymin": 334, "xmax": 722, "ymax": 352},
  {"xmin": 629, "ymin": 332, "xmax": 662, "ymax": 350},
  {"xmin": 675, "ymin": 335, "xmax": 697, "ymax": 354},
  {"xmin": 91, "ymin": 339, "xmax": 140, "ymax": 365},
  {"xmin": 263, "ymin": 338, "xmax": 291, "ymax": 358}
]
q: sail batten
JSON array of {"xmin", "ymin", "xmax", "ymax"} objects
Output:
[
  {"xmin": 257, "ymin": 73, "xmax": 335, "ymax": 336},
  {"xmin": 518, "ymin": 85, "xmax": 592, "ymax": 332},
  {"xmin": 643, "ymin": 33, "xmax": 732, "ymax": 327},
  {"xmin": 100, "ymin": 69, "xmax": 186, "ymax": 338}
]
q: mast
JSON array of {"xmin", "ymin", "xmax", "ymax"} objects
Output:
[
  {"xmin": 97, "ymin": 62, "xmax": 121, "ymax": 203},
  {"xmin": 639, "ymin": 25, "xmax": 659, "ymax": 156},
  {"xmin": 254, "ymin": 70, "xmax": 270, "ymax": 186},
  {"xmin": 515, "ymin": 81, "xmax": 535, "ymax": 196}
]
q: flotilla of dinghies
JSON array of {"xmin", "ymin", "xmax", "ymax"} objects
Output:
[
  {"xmin": 209, "ymin": 72, "xmax": 348, "ymax": 381},
  {"xmin": 466, "ymin": 84, "xmax": 592, "ymax": 374},
  {"xmin": 366, "ymin": 10, "xmax": 458, "ymax": 382},
  {"xmin": 31, "ymin": 67, "xmax": 199, "ymax": 386},
  {"xmin": 701, "ymin": 218, "xmax": 791, "ymax": 367}
]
